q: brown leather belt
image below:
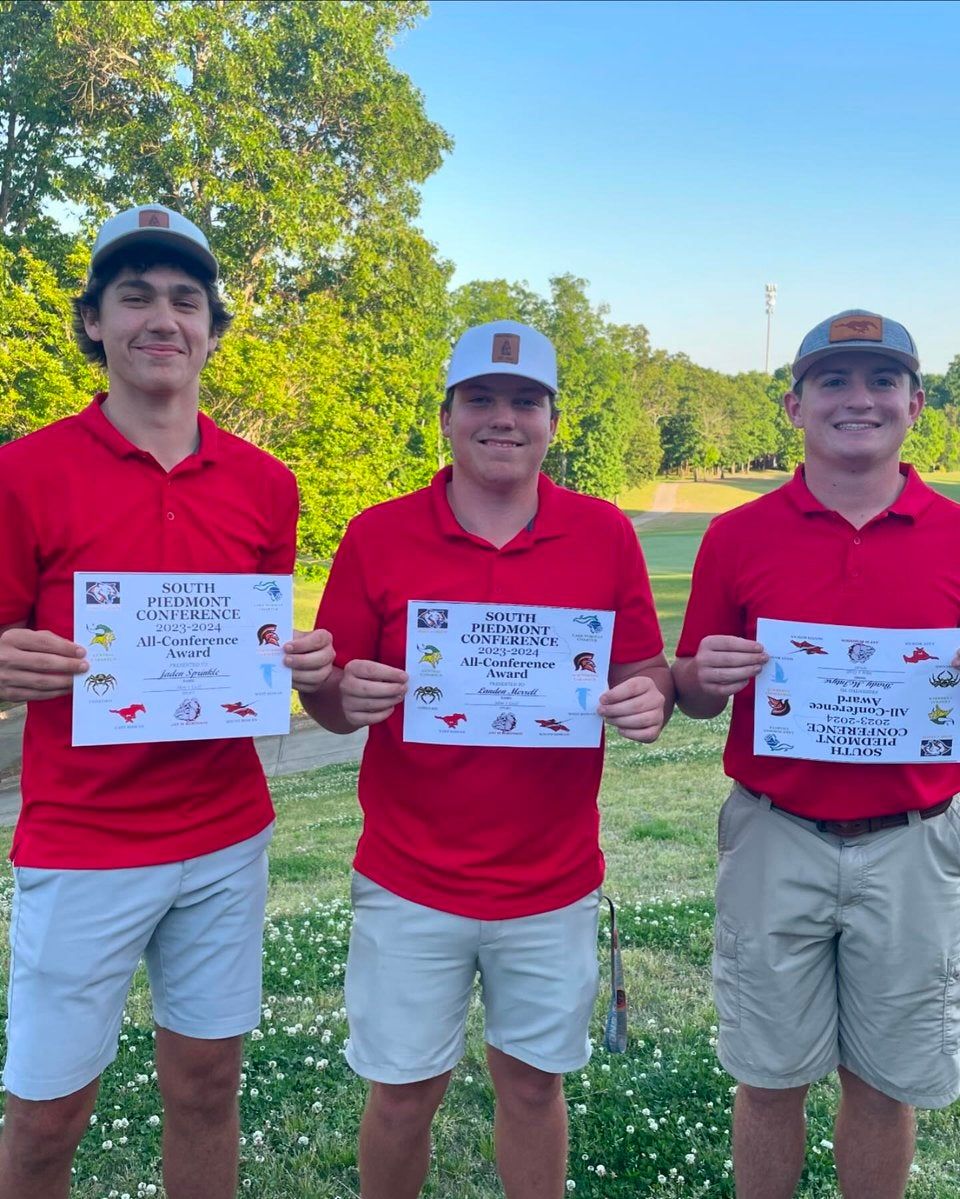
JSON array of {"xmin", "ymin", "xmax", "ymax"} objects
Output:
[{"xmin": 741, "ymin": 786, "xmax": 953, "ymax": 837}]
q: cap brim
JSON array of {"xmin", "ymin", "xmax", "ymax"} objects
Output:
[
  {"xmin": 91, "ymin": 229, "xmax": 218, "ymax": 280},
  {"xmin": 446, "ymin": 363, "xmax": 557, "ymax": 394},
  {"xmin": 792, "ymin": 345, "xmax": 920, "ymax": 386}
]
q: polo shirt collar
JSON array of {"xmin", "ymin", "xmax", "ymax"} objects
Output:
[
  {"xmin": 784, "ymin": 462, "xmax": 933, "ymax": 521},
  {"xmin": 78, "ymin": 393, "xmax": 219, "ymax": 465},
  {"xmin": 429, "ymin": 466, "xmax": 566, "ymax": 546}
]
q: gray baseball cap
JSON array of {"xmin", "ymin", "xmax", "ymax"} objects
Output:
[
  {"xmin": 791, "ymin": 309, "xmax": 920, "ymax": 386},
  {"xmin": 446, "ymin": 320, "xmax": 558, "ymax": 394},
  {"xmin": 90, "ymin": 204, "xmax": 218, "ymax": 280}
]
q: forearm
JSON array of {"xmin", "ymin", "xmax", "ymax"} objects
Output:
[
  {"xmin": 672, "ymin": 655, "xmax": 730, "ymax": 720},
  {"xmin": 297, "ymin": 666, "xmax": 359, "ymax": 735},
  {"xmin": 645, "ymin": 663, "xmax": 676, "ymax": 727}
]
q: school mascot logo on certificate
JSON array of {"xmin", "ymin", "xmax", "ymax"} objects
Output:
[
  {"xmin": 767, "ymin": 696, "xmax": 791, "ymax": 716},
  {"xmin": 537, "ymin": 718, "xmax": 570, "ymax": 733},
  {"xmin": 904, "ymin": 646, "xmax": 938, "ymax": 664},
  {"xmin": 257, "ymin": 623, "xmax": 280, "ymax": 647},
  {"xmin": 791, "ymin": 640, "xmax": 827, "ymax": 656},
  {"xmin": 930, "ymin": 669, "xmax": 960, "ymax": 689},
  {"xmin": 253, "ymin": 580, "xmax": 283, "ymax": 601},
  {"xmin": 89, "ymin": 624, "xmax": 116, "ymax": 651},
  {"xmin": 573, "ymin": 652, "xmax": 597, "ymax": 674},
  {"xmin": 85, "ymin": 672, "xmax": 117, "ymax": 695},
  {"xmin": 573, "ymin": 614, "xmax": 603, "ymax": 634},
  {"xmin": 435, "ymin": 712, "xmax": 466, "ymax": 729},
  {"xmin": 222, "ymin": 700, "xmax": 257, "ymax": 717},
  {"xmin": 414, "ymin": 685, "xmax": 443, "ymax": 705},
  {"xmin": 418, "ymin": 644, "xmax": 442, "ymax": 668},
  {"xmin": 111, "ymin": 702, "xmax": 145, "ymax": 723}
]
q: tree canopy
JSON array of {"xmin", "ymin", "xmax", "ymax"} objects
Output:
[{"xmin": 4, "ymin": 0, "xmax": 958, "ymax": 571}]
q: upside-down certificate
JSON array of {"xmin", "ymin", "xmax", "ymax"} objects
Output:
[
  {"xmin": 72, "ymin": 572, "xmax": 293, "ymax": 746},
  {"xmin": 753, "ymin": 617, "xmax": 960, "ymax": 764},
  {"xmin": 403, "ymin": 600, "xmax": 614, "ymax": 748}
]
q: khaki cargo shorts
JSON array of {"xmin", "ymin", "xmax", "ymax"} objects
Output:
[{"xmin": 713, "ymin": 784, "xmax": 960, "ymax": 1108}]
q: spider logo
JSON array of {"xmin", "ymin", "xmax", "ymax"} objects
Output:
[
  {"xmin": 84, "ymin": 673, "xmax": 117, "ymax": 696},
  {"xmin": 414, "ymin": 685, "xmax": 443, "ymax": 704}
]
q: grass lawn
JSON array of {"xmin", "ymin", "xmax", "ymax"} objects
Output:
[{"xmin": 5, "ymin": 470, "xmax": 960, "ymax": 1196}]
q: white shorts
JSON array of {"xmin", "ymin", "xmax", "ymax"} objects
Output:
[
  {"xmin": 344, "ymin": 873, "xmax": 602, "ymax": 1084},
  {"xmin": 3, "ymin": 823, "xmax": 273, "ymax": 1101}
]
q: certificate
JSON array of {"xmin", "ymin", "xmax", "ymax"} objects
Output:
[
  {"xmin": 754, "ymin": 617, "xmax": 960, "ymax": 764},
  {"xmin": 403, "ymin": 600, "xmax": 614, "ymax": 748},
  {"xmin": 72, "ymin": 572, "xmax": 293, "ymax": 746}
]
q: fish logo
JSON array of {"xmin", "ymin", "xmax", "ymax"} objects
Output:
[
  {"xmin": 257, "ymin": 623, "xmax": 280, "ymax": 647},
  {"xmin": 418, "ymin": 644, "xmax": 442, "ymax": 668},
  {"xmin": 574, "ymin": 614, "xmax": 603, "ymax": 634},
  {"xmin": 767, "ymin": 696, "xmax": 791, "ymax": 716},
  {"xmin": 537, "ymin": 718, "xmax": 570, "ymax": 732},
  {"xmin": 222, "ymin": 701, "xmax": 257, "ymax": 717},
  {"xmin": 254, "ymin": 580, "xmax": 283, "ymax": 601},
  {"xmin": 574, "ymin": 652, "xmax": 597, "ymax": 674},
  {"xmin": 764, "ymin": 734, "xmax": 793, "ymax": 752},
  {"xmin": 89, "ymin": 624, "xmax": 116, "ymax": 651},
  {"xmin": 904, "ymin": 647, "xmax": 938, "ymax": 664}
]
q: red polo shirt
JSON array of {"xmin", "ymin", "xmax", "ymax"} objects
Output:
[
  {"xmin": 0, "ymin": 395, "xmax": 298, "ymax": 867},
  {"xmin": 315, "ymin": 467, "xmax": 664, "ymax": 919},
  {"xmin": 676, "ymin": 465, "xmax": 960, "ymax": 819}
]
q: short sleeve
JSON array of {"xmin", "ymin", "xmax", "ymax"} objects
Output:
[
  {"xmin": 675, "ymin": 520, "xmax": 741, "ymax": 657},
  {"xmin": 611, "ymin": 512, "xmax": 664, "ymax": 663},
  {"xmin": 259, "ymin": 467, "xmax": 299, "ymax": 574},
  {"xmin": 314, "ymin": 519, "xmax": 382, "ymax": 667},
  {"xmin": 0, "ymin": 464, "xmax": 40, "ymax": 627}
]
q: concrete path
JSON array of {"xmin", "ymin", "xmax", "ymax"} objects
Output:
[
  {"xmin": 631, "ymin": 481, "xmax": 678, "ymax": 527},
  {"xmin": 0, "ymin": 706, "xmax": 366, "ymax": 828}
]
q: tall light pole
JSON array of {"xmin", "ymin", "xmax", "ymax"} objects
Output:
[{"xmin": 764, "ymin": 283, "xmax": 777, "ymax": 374}]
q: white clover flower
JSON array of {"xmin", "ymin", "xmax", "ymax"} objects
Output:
[
  {"xmin": 595, "ymin": 1165, "xmax": 606, "ymax": 1177},
  {"xmin": 565, "ymin": 1182, "xmax": 576, "ymax": 1192},
  {"xmin": 297, "ymin": 1135, "xmax": 309, "ymax": 1146}
]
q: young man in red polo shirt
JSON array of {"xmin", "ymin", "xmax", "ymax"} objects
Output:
[
  {"xmin": 299, "ymin": 319, "xmax": 674, "ymax": 1199},
  {"xmin": 674, "ymin": 310, "xmax": 960, "ymax": 1199},
  {"xmin": 0, "ymin": 205, "xmax": 333, "ymax": 1199}
]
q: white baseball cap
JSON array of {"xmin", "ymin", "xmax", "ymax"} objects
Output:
[
  {"xmin": 446, "ymin": 320, "xmax": 557, "ymax": 394},
  {"xmin": 90, "ymin": 204, "xmax": 218, "ymax": 279}
]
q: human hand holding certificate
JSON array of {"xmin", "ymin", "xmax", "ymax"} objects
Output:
[
  {"xmin": 72, "ymin": 572, "xmax": 293, "ymax": 745},
  {"xmin": 754, "ymin": 617, "xmax": 960, "ymax": 764},
  {"xmin": 403, "ymin": 600, "xmax": 614, "ymax": 748}
]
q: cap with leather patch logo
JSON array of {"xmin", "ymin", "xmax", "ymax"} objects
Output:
[
  {"xmin": 446, "ymin": 320, "xmax": 557, "ymax": 394},
  {"xmin": 90, "ymin": 204, "xmax": 218, "ymax": 279},
  {"xmin": 792, "ymin": 309, "xmax": 919, "ymax": 385}
]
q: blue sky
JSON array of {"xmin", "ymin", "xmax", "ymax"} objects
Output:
[{"xmin": 391, "ymin": 0, "xmax": 960, "ymax": 375}]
